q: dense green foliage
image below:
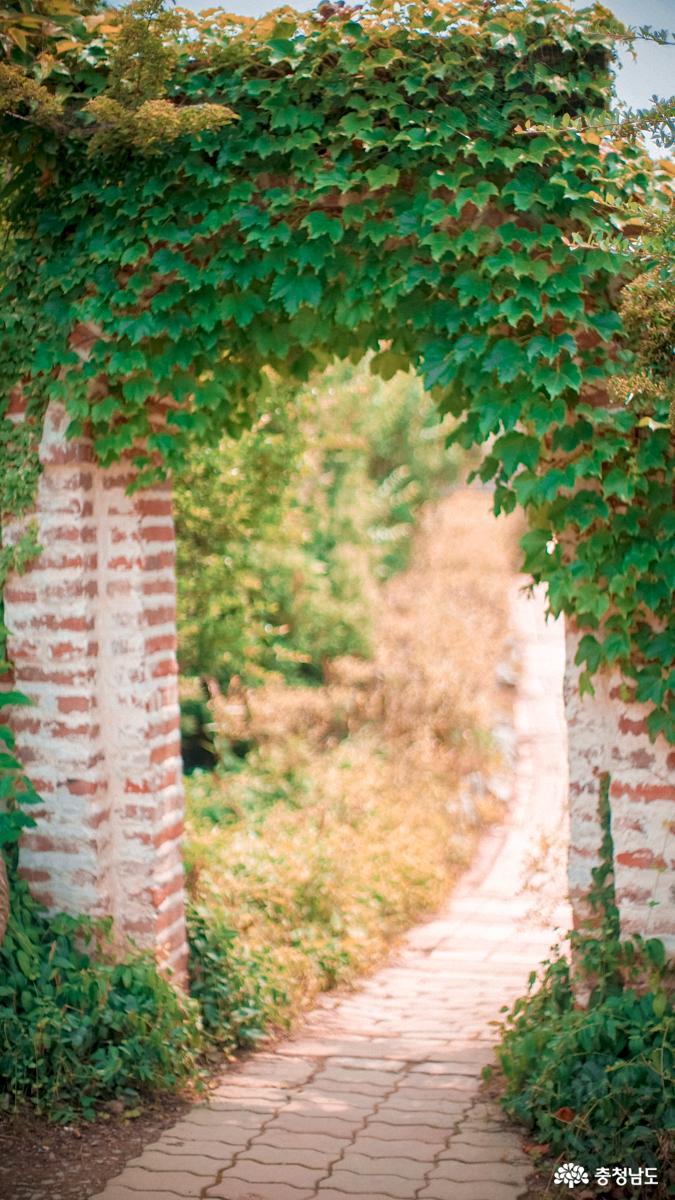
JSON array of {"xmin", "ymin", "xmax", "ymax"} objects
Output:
[
  {"xmin": 500, "ymin": 972, "xmax": 673, "ymax": 1180},
  {"xmin": 175, "ymin": 358, "xmax": 458, "ymax": 687},
  {"xmin": 187, "ymin": 904, "xmax": 281, "ymax": 1050},
  {"xmin": 0, "ymin": 878, "xmax": 201, "ymax": 1121},
  {"xmin": 498, "ymin": 938, "xmax": 673, "ymax": 1186},
  {"xmin": 0, "ymin": 0, "xmax": 672, "ymax": 749},
  {"xmin": 497, "ymin": 778, "xmax": 674, "ymax": 1189},
  {"xmin": 0, "ymin": 872, "xmax": 287, "ymax": 1118},
  {"xmin": 0, "ymin": 693, "xmax": 42, "ymax": 858}
]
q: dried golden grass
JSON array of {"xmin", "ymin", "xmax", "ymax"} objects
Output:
[{"xmin": 185, "ymin": 487, "xmax": 522, "ymax": 1021}]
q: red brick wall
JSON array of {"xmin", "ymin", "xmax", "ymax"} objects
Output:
[
  {"xmin": 565, "ymin": 625, "xmax": 675, "ymax": 953},
  {"xmin": 3, "ymin": 401, "xmax": 187, "ymax": 983}
]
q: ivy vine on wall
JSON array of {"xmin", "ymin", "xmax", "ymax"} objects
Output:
[{"xmin": 0, "ymin": 0, "xmax": 672, "ymax": 876}]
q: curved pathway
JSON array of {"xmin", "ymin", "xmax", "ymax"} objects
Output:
[{"xmin": 92, "ymin": 585, "xmax": 569, "ymax": 1200}]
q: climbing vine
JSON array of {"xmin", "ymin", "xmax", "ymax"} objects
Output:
[{"xmin": 0, "ymin": 0, "xmax": 672, "ymax": 788}]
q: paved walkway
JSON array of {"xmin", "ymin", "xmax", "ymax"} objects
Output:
[{"xmin": 92, "ymin": 586, "xmax": 569, "ymax": 1200}]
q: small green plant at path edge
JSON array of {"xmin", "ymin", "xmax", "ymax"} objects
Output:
[
  {"xmin": 0, "ymin": 877, "xmax": 201, "ymax": 1123},
  {"xmin": 496, "ymin": 775, "xmax": 674, "ymax": 1193}
]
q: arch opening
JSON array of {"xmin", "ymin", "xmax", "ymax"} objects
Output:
[{"xmin": 1, "ymin": 1, "xmax": 672, "ymax": 977}]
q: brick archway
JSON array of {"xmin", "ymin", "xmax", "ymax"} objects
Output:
[
  {"xmin": 4, "ymin": 397, "xmax": 673, "ymax": 984},
  {"xmin": 1, "ymin": 0, "xmax": 673, "ymax": 983}
]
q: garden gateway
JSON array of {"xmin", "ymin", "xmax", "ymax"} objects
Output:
[{"xmin": 0, "ymin": 0, "xmax": 673, "ymax": 984}]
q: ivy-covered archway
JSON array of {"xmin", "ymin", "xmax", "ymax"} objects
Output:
[{"xmin": 1, "ymin": 0, "xmax": 673, "ymax": 975}]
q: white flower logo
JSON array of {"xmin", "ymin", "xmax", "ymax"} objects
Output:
[{"xmin": 553, "ymin": 1162, "xmax": 590, "ymax": 1189}]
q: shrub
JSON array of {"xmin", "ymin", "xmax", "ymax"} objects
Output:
[
  {"xmin": 497, "ymin": 777, "xmax": 674, "ymax": 1192},
  {"xmin": 497, "ymin": 936, "xmax": 674, "ymax": 1188},
  {"xmin": 187, "ymin": 904, "xmax": 283, "ymax": 1051},
  {"xmin": 174, "ymin": 357, "xmax": 459, "ymax": 689},
  {"xmin": 0, "ymin": 874, "xmax": 303, "ymax": 1121},
  {"xmin": 0, "ymin": 877, "xmax": 200, "ymax": 1122}
]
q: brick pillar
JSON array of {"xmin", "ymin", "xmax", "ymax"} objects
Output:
[
  {"xmin": 2, "ymin": 401, "xmax": 187, "ymax": 982},
  {"xmin": 565, "ymin": 625, "xmax": 675, "ymax": 956}
]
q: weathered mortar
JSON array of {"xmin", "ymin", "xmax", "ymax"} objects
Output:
[
  {"xmin": 564, "ymin": 626, "xmax": 675, "ymax": 951},
  {"xmin": 3, "ymin": 401, "xmax": 186, "ymax": 982}
]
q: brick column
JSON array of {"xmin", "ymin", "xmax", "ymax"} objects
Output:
[
  {"xmin": 2, "ymin": 401, "xmax": 187, "ymax": 982},
  {"xmin": 565, "ymin": 625, "xmax": 675, "ymax": 955}
]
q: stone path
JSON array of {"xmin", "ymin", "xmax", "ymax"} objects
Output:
[{"xmin": 92, "ymin": 586, "xmax": 569, "ymax": 1200}]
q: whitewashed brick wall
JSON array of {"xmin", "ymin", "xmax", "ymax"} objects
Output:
[
  {"xmin": 565, "ymin": 626, "xmax": 675, "ymax": 953},
  {"xmin": 3, "ymin": 400, "xmax": 186, "ymax": 982}
]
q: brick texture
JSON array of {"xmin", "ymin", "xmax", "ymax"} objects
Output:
[
  {"xmin": 2, "ymin": 401, "xmax": 186, "ymax": 982},
  {"xmin": 564, "ymin": 624, "xmax": 675, "ymax": 952}
]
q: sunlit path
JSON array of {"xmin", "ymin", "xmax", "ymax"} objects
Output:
[{"xmin": 92, "ymin": 586, "xmax": 569, "ymax": 1200}]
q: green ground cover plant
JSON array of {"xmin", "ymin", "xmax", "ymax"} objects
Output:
[
  {"xmin": 497, "ymin": 777, "xmax": 674, "ymax": 1193},
  {"xmin": 186, "ymin": 903, "xmax": 282, "ymax": 1050},
  {"xmin": 0, "ymin": 877, "xmax": 201, "ymax": 1122},
  {"xmin": 0, "ymin": 861, "xmax": 284, "ymax": 1119},
  {"xmin": 498, "ymin": 961, "xmax": 673, "ymax": 1185}
]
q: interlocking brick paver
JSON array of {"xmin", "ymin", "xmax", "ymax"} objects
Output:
[
  {"xmin": 168, "ymin": 1108, "xmax": 261, "ymax": 1132},
  {"xmin": 250, "ymin": 1130, "xmax": 348, "ymax": 1155},
  {"xmin": 209, "ymin": 1095, "xmax": 280, "ymax": 1114},
  {"xmin": 265, "ymin": 1112, "xmax": 365, "ymax": 1138},
  {"xmin": 110, "ymin": 1168, "xmax": 205, "ymax": 1195},
  {"xmin": 210, "ymin": 1084, "xmax": 286, "ymax": 1100},
  {"xmin": 335, "ymin": 1152, "xmax": 428, "ymax": 1182},
  {"xmin": 353, "ymin": 1136, "xmax": 440, "ymax": 1161},
  {"xmin": 126, "ymin": 1152, "xmax": 223, "ymax": 1175},
  {"xmin": 427, "ymin": 1159, "xmax": 531, "ymax": 1185},
  {"xmin": 420, "ymin": 1185, "xmax": 525, "ymax": 1200},
  {"xmin": 205, "ymin": 1181, "xmax": 314, "ymax": 1200},
  {"xmin": 357, "ymin": 1121, "xmax": 453, "ymax": 1145},
  {"xmin": 91, "ymin": 1191, "xmax": 188, "ymax": 1200},
  {"xmin": 440, "ymin": 1139, "xmax": 525, "ymax": 1165},
  {"xmin": 409, "ymin": 1057, "xmax": 491, "ymax": 1076},
  {"xmin": 314, "ymin": 1075, "xmax": 398, "ymax": 1094},
  {"xmin": 214, "ymin": 1160, "xmax": 322, "ymax": 1188},
  {"xmin": 238, "ymin": 1144, "xmax": 338, "ymax": 1170},
  {"xmin": 284, "ymin": 1093, "xmax": 375, "ymax": 1115},
  {"xmin": 318, "ymin": 1169, "xmax": 419, "ymax": 1197},
  {"xmin": 447, "ymin": 1131, "xmax": 524, "ymax": 1149},
  {"xmin": 370, "ymin": 1106, "xmax": 467, "ymax": 1128},
  {"xmin": 329, "ymin": 1056, "xmax": 403, "ymax": 1072},
  {"xmin": 386, "ymin": 1086, "xmax": 477, "ymax": 1106},
  {"xmin": 156, "ymin": 1136, "xmax": 247, "ymax": 1159},
  {"xmin": 90, "ymin": 587, "xmax": 567, "ymax": 1200},
  {"xmin": 238, "ymin": 1055, "xmax": 317, "ymax": 1083},
  {"xmin": 314, "ymin": 1193, "xmax": 399, "ymax": 1200},
  {"xmin": 297, "ymin": 1079, "xmax": 391, "ymax": 1101}
]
